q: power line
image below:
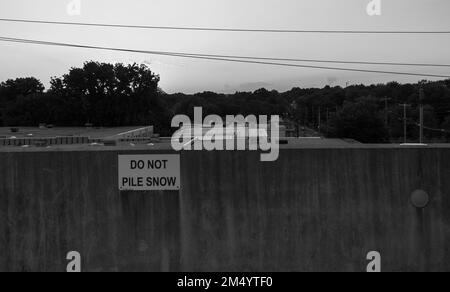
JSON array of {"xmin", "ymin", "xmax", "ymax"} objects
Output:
[
  {"xmin": 415, "ymin": 123, "xmax": 450, "ymax": 133},
  {"xmin": 210, "ymin": 59, "xmax": 450, "ymax": 68},
  {"xmin": 1, "ymin": 34, "xmax": 448, "ymax": 68},
  {"xmin": 4, "ymin": 35, "xmax": 450, "ymax": 68},
  {"xmin": 1, "ymin": 18, "xmax": 450, "ymax": 34},
  {"xmin": 1, "ymin": 36, "xmax": 450, "ymax": 79},
  {"xmin": 400, "ymin": 117, "xmax": 450, "ymax": 133}
]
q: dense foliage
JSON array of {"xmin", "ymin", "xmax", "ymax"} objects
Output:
[
  {"xmin": 0, "ymin": 62, "xmax": 170, "ymax": 134},
  {"xmin": 1, "ymin": 61, "xmax": 450, "ymax": 142}
]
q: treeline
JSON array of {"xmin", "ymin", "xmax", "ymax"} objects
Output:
[
  {"xmin": 164, "ymin": 80, "xmax": 450, "ymax": 143},
  {"xmin": 0, "ymin": 62, "xmax": 171, "ymax": 135},
  {"xmin": 1, "ymin": 61, "xmax": 450, "ymax": 142}
]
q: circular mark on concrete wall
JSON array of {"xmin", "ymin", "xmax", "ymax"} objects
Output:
[{"xmin": 410, "ymin": 190, "xmax": 430, "ymax": 208}]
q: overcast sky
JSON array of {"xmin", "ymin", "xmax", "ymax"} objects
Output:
[{"xmin": 0, "ymin": 0, "xmax": 449, "ymax": 93}]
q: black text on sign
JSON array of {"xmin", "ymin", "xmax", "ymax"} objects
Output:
[{"xmin": 118, "ymin": 155, "xmax": 181, "ymax": 191}]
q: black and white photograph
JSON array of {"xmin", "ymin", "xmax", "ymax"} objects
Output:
[{"xmin": 1, "ymin": 0, "xmax": 450, "ymax": 277}]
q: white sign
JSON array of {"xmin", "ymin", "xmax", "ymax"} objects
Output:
[{"xmin": 118, "ymin": 155, "xmax": 180, "ymax": 191}]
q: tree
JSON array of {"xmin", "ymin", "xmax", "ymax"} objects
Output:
[
  {"xmin": 0, "ymin": 77, "xmax": 45, "ymax": 126},
  {"xmin": 1, "ymin": 93, "xmax": 69, "ymax": 126},
  {"xmin": 0, "ymin": 77, "xmax": 44, "ymax": 102},
  {"xmin": 328, "ymin": 97, "xmax": 389, "ymax": 143},
  {"xmin": 49, "ymin": 61, "xmax": 169, "ymax": 130},
  {"xmin": 1, "ymin": 64, "xmax": 450, "ymax": 141},
  {"xmin": 443, "ymin": 116, "xmax": 450, "ymax": 131}
]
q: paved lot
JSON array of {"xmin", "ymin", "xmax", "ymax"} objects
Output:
[{"xmin": 0, "ymin": 126, "xmax": 146, "ymax": 139}]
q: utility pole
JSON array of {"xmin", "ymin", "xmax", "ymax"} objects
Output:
[
  {"xmin": 384, "ymin": 97, "xmax": 390, "ymax": 127},
  {"xmin": 400, "ymin": 103, "xmax": 411, "ymax": 144},
  {"xmin": 419, "ymin": 88, "xmax": 425, "ymax": 144},
  {"xmin": 318, "ymin": 106, "xmax": 321, "ymax": 130},
  {"xmin": 326, "ymin": 107, "xmax": 329, "ymax": 135},
  {"xmin": 305, "ymin": 106, "xmax": 309, "ymax": 127},
  {"xmin": 303, "ymin": 106, "xmax": 307, "ymax": 126}
]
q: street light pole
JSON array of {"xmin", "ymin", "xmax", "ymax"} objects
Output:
[
  {"xmin": 419, "ymin": 88, "xmax": 425, "ymax": 144},
  {"xmin": 384, "ymin": 97, "xmax": 389, "ymax": 127},
  {"xmin": 318, "ymin": 106, "xmax": 321, "ymax": 130},
  {"xmin": 400, "ymin": 103, "xmax": 411, "ymax": 144}
]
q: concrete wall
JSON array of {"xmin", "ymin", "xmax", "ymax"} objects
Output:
[{"xmin": 0, "ymin": 147, "xmax": 449, "ymax": 272}]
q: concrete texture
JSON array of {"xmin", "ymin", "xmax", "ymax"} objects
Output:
[{"xmin": 0, "ymin": 146, "xmax": 449, "ymax": 272}]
